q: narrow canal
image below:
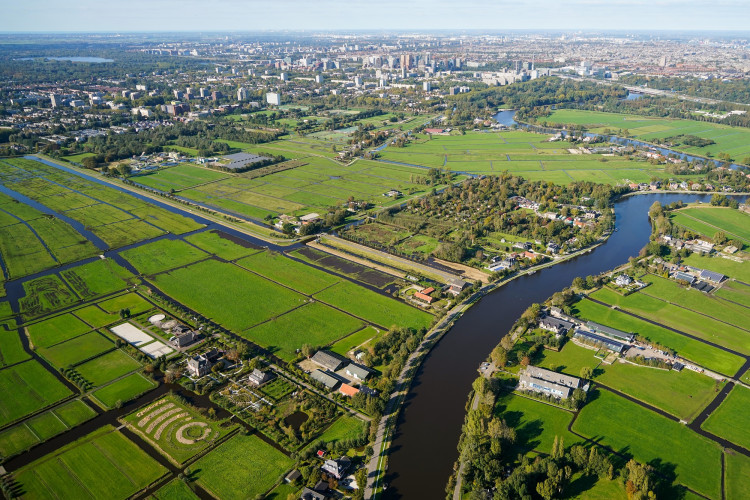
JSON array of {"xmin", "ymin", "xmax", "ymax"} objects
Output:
[{"xmin": 382, "ymin": 192, "xmax": 745, "ymax": 499}]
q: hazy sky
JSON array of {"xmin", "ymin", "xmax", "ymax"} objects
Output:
[{"xmin": 2, "ymin": 0, "xmax": 749, "ymax": 32}]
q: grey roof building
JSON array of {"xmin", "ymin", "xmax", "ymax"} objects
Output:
[
  {"xmin": 344, "ymin": 363, "xmax": 371, "ymax": 382},
  {"xmin": 674, "ymin": 271, "xmax": 696, "ymax": 284},
  {"xmin": 699, "ymin": 269, "xmax": 726, "ymax": 283},
  {"xmin": 519, "ymin": 373, "xmax": 571, "ymax": 399},
  {"xmin": 248, "ymin": 369, "xmax": 274, "ymax": 386},
  {"xmin": 586, "ymin": 321, "xmax": 635, "ymax": 342},
  {"xmin": 523, "ymin": 365, "xmax": 581, "ymax": 390},
  {"xmin": 311, "ymin": 350, "xmax": 346, "ymax": 372},
  {"xmin": 310, "ymin": 369, "xmax": 340, "ymax": 390},
  {"xmin": 321, "ymin": 456, "xmax": 352, "ymax": 479},
  {"xmin": 574, "ymin": 329, "xmax": 628, "ymax": 354},
  {"xmin": 539, "ymin": 316, "xmax": 575, "ymax": 334},
  {"xmin": 221, "ymin": 152, "xmax": 270, "ymax": 170}
]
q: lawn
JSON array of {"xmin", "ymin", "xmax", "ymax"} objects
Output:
[
  {"xmin": 122, "ymin": 395, "xmax": 236, "ymax": 465},
  {"xmin": 725, "ymin": 452, "xmax": 750, "ymax": 500},
  {"xmin": 121, "ymin": 238, "xmax": 209, "ymax": 275},
  {"xmin": 329, "ymin": 326, "xmax": 380, "ymax": 356},
  {"xmin": 683, "ymin": 253, "xmax": 750, "ymax": 283},
  {"xmin": 314, "ymin": 280, "xmax": 433, "ymax": 330},
  {"xmin": 715, "ymin": 280, "xmax": 750, "ymax": 308},
  {"xmin": 38, "ymin": 331, "xmax": 114, "ymax": 368},
  {"xmin": 242, "ymin": 302, "xmax": 364, "ymax": 360},
  {"xmin": 701, "ymin": 385, "xmax": 750, "ymax": 450},
  {"xmin": 73, "ymin": 304, "xmax": 119, "ymax": 328},
  {"xmin": 98, "ymin": 292, "xmax": 153, "ymax": 315},
  {"xmin": 26, "ymin": 313, "xmax": 91, "ymax": 348},
  {"xmin": 151, "ymin": 259, "xmax": 306, "ymax": 331},
  {"xmin": 573, "ymin": 298, "xmax": 744, "ymax": 376},
  {"xmin": 672, "ymin": 207, "xmax": 750, "ymax": 244},
  {"xmin": 0, "ymin": 360, "xmax": 73, "ymax": 427},
  {"xmin": 315, "ymin": 415, "xmax": 367, "ymax": 447},
  {"xmin": 535, "ymin": 341, "xmax": 602, "ymax": 377},
  {"xmin": 572, "ymin": 390, "xmax": 722, "ymax": 498},
  {"xmin": 184, "ymin": 229, "xmax": 261, "ymax": 260},
  {"xmin": 13, "ymin": 425, "xmax": 167, "ymax": 499},
  {"xmin": 61, "ymin": 259, "xmax": 134, "ymax": 299},
  {"xmin": 193, "ymin": 434, "xmax": 294, "ymax": 500},
  {"xmin": 0, "ymin": 329, "xmax": 31, "ymax": 367},
  {"xmin": 152, "ymin": 479, "xmax": 199, "ymax": 500},
  {"xmin": 75, "ymin": 349, "xmax": 141, "ymax": 386},
  {"xmin": 91, "ymin": 372, "xmax": 156, "ymax": 409},
  {"xmin": 590, "ymin": 287, "xmax": 750, "ymax": 356},
  {"xmin": 494, "ymin": 392, "xmax": 582, "ymax": 455},
  {"xmin": 594, "ymin": 361, "xmax": 718, "ymax": 422},
  {"xmin": 237, "ymin": 251, "xmax": 341, "ymax": 295},
  {"xmin": 133, "ymin": 164, "xmax": 229, "ymax": 192}
]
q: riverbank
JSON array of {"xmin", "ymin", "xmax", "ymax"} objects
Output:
[{"xmin": 364, "ymin": 231, "xmax": 613, "ymax": 499}]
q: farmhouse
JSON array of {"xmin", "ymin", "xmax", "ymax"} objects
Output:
[
  {"xmin": 539, "ymin": 316, "xmax": 575, "ymax": 335},
  {"xmin": 413, "ymin": 291, "xmax": 434, "ymax": 304},
  {"xmin": 614, "ymin": 274, "xmax": 632, "ymax": 287},
  {"xmin": 248, "ymin": 368, "xmax": 274, "ymax": 387},
  {"xmin": 383, "ymin": 189, "xmax": 402, "ymax": 198},
  {"xmin": 673, "ymin": 271, "xmax": 696, "ymax": 285},
  {"xmin": 169, "ymin": 325, "xmax": 199, "ymax": 348},
  {"xmin": 344, "ymin": 363, "xmax": 371, "ymax": 382},
  {"xmin": 311, "ymin": 350, "xmax": 346, "ymax": 372},
  {"xmin": 524, "ymin": 366, "xmax": 582, "ymax": 390},
  {"xmin": 187, "ymin": 348, "xmax": 222, "ymax": 377},
  {"xmin": 300, "ymin": 213, "xmax": 321, "ymax": 225},
  {"xmin": 519, "ymin": 374, "xmax": 572, "ymax": 399},
  {"xmin": 447, "ymin": 278, "xmax": 469, "ymax": 296},
  {"xmin": 338, "ymin": 383, "xmax": 360, "ymax": 397},
  {"xmin": 585, "ymin": 321, "xmax": 635, "ymax": 342},
  {"xmin": 574, "ymin": 329, "xmax": 628, "ymax": 354},
  {"xmin": 322, "ymin": 456, "xmax": 352, "ymax": 479},
  {"xmin": 699, "ymin": 269, "xmax": 726, "ymax": 283},
  {"xmin": 221, "ymin": 152, "xmax": 271, "ymax": 170},
  {"xmin": 310, "ymin": 370, "xmax": 340, "ymax": 390}
]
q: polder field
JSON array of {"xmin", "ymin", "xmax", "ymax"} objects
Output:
[
  {"xmin": 131, "ymin": 153, "xmax": 459, "ymax": 221},
  {"xmin": 540, "ymin": 109, "xmax": 750, "ymax": 162},
  {"xmin": 0, "ymin": 156, "xmax": 204, "ymax": 281},
  {"xmin": 670, "ymin": 205, "xmax": 750, "ymax": 247},
  {"xmin": 375, "ymin": 129, "xmax": 681, "ymax": 185}
]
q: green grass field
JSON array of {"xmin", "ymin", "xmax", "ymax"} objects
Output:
[
  {"xmin": 73, "ymin": 304, "xmax": 119, "ymax": 328},
  {"xmin": 725, "ymin": 452, "xmax": 750, "ymax": 500},
  {"xmin": 26, "ymin": 313, "xmax": 91, "ymax": 348},
  {"xmin": 152, "ymin": 479, "xmax": 199, "ymax": 500},
  {"xmin": 0, "ymin": 360, "xmax": 73, "ymax": 427},
  {"xmin": 98, "ymin": 293, "xmax": 153, "ymax": 315},
  {"xmin": 20, "ymin": 275, "xmax": 81, "ymax": 319},
  {"xmin": 683, "ymin": 254, "xmax": 750, "ymax": 283},
  {"xmin": 194, "ymin": 434, "xmax": 294, "ymax": 500},
  {"xmin": 0, "ymin": 329, "xmax": 31, "ymax": 367},
  {"xmin": 572, "ymin": 390, "xmax": 721, "ymax": 498},
  {"xmin": 329, "ymin": 326, "xmax": 380, "ymax": 356},
  {"xmin": 541, "ymin": 109, "xmax": 750, "ymax": 162},
  {"xmin": 315, "ymin": 415, "xmax": 367, "ymax": 447},
  {"xmin": 133, "ymin": 164, "xmax": 229, "ymax": 192},
  {"xmin": 672, "ymin": 207, "xmax": 750, "ymax": 246},
  {"xmin": 590, "ymin": 287, "xmax": 750, "ymax": 356},
  {"xmin": 536, "ymin": 341, "xmax": 602, "ymax": 376},
  {"xmin": 91, "ymin": 372, "xmax": 156, "ymax": 409},
  {"xmin": 151, "ymin": 259, "xmax": 306, "ymax": 331},
  {"xmin": 184, "ymin": 230, "xmax": 261, "ymax": 261},
  {"xmin": 0, "ymin": 399, "xmax": 96, "ymax": 459},
  {"xmin": 38, "ymin": 331, "xmax": 114, "ymax": 368},
  {"xmin": 123, "ymin": 395, "xmax": 236, "ymax": 465},
  {"xmin": 121, "ymin": 238, "xmax": 209, "ymax": 275},
  {"xmin": 242, "ymin": 302, "xmax": 364, "ymax": 360},
  {"xmin": 75, "ymin": 349, "xmax": 141, "ymax": 386},
  {"xmin": 61, "ymin": 259, "xmax": 134, "ymax": 299},
  {"xmin": 594, "ymin": 361, "xmax": 718, "ymax": 422},
  {"xmin": 573, "ymin": 298, "xmax": 745, "ymax": 375},
  {"xmin": 314, "ymin": 280, "xmax": 432, "ymax": 330},
  {"xmin": 237, "ymin": 251, "xmax": 341, "ymax": 295},
  {"xmin": 495, "ymin": 392, "xmax": 581, "ymax": 456},
  {"xmin": 13, "ymin": 425, "xmax": 167, "ymax": 499},
  {"xmin": 701, "ymin": 385, "xmax": 750, "ymax": 451}
]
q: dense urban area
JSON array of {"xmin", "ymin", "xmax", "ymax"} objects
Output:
[{"xmin": 1, "ymin": 28, "xmax": 750, "ymax": 500}]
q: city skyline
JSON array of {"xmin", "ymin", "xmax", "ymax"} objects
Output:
[{"xmin": 2, "ymin": 0, "xmax": 750, "ymax": 33}]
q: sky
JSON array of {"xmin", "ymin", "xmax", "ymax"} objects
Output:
[{"xmin": 2, "ymin": 0, "xmax": 749, "ymax": 32}]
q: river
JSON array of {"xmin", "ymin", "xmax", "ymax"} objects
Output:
[{"xmin": 381, "ymin": 192, "xmax": 746, "ymax": 499}]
